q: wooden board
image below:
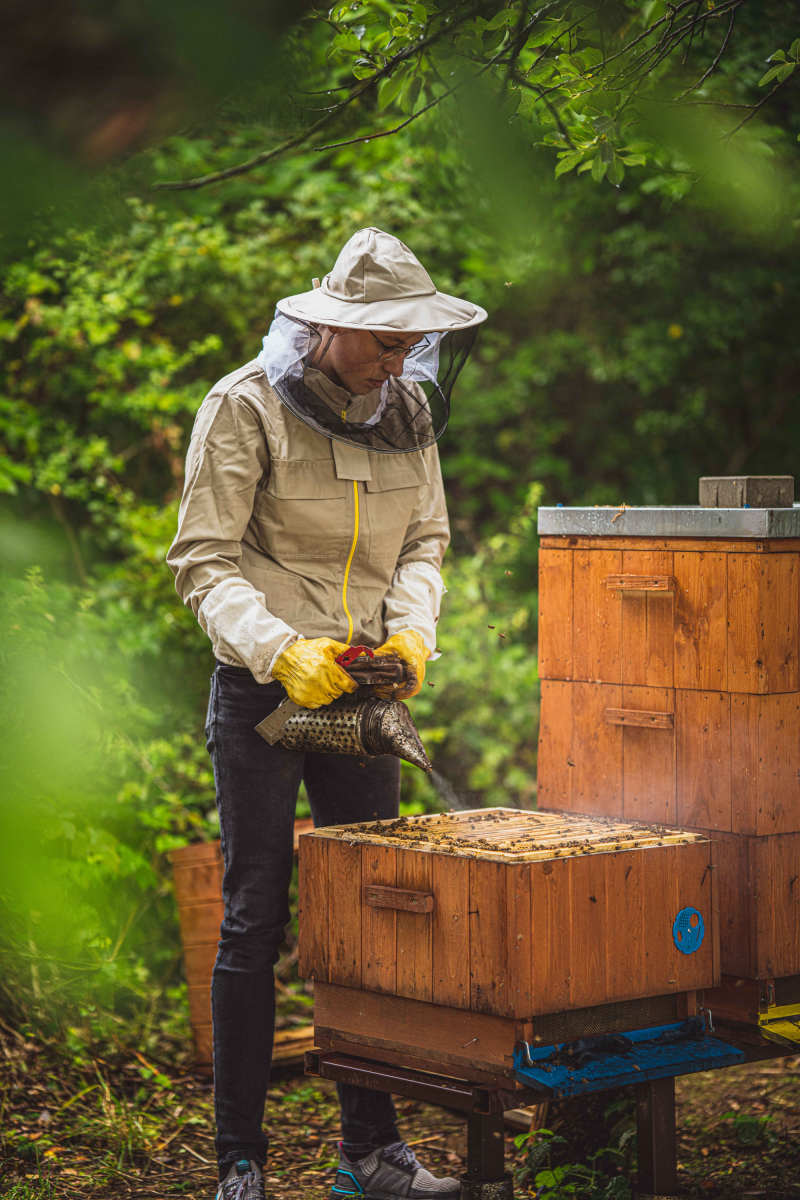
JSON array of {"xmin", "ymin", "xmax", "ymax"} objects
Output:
[
  {"xmin": 571, "ymin": 682, "xmax": 623, "ymax": 818},
  {"xmin": 706, "ymin": 832, "xmax": 754, "ymax": 979},
  {"xmin": 537, "ymin": 680, "xmax": 573, "ymax": 812},
  {"xmin": 312, "ymin": 1035, "xmax": 518, "ymax": 1089},
  {"xmin": 395, "ymin": 847, "xmax": 432, "ymax": 1003},
  {"xmin": 470, "ymin": 858, "xmax": 508, "ymax": 1015},
  {"xmin": 573, "ymin": 549, "xmax": 623, "ymax": 683},
  {"xmin": 730, "ymin": 693, "xmax": 800, "ymax": 836},
  {"xmin": 176, "ymin": 899, "xmax": 224, "ymax": 947},
  {"xmin": 676, "ymin": 690, "xmax": 731, "ymax": 831},
  {"xmin": 727, "ymin": 553, "xmax": 799, "ymax": 694},
  {"xmin": 753, "ymin": 694, "xmax": 800, "ymax": 835},
  {"xmin": 327, "ymin": 839, "xmax": 361, "ymax": 989},
  {"xmin": 313, "ymin": 981, "xmax": 524, "ymax": 1082},
  {"xmin": 673, "ymin": 551, "xmax": 728, "ymax": 691},
  {"xmin": 622, "ymin": 685, "xmax": 676, "ymax": 826},
  {"xmin": 621, "ymin": 549, "xmax": 674, "ymax": 688},
  {"xmin": 753, "ymin": 834, "xmax": 800, "ymax": 979},
  {"xmin": 506, "ymin": 863, "xmax": 533, "ymax": 1018},
  {"xmin": 530, "ymin": 858, "xmax": 571, "ymax": 1015},
  {"xmin": 731, "ymin": 695, "xmax": 760, "ymax": 837},
  {"xmin": 540, "ymin": 536, "xmax": 800, "ymax": 554},
  {"xmin": 608, "ymin": 850, "xmax": 645, "ymax": 1001},
  {"xmin": 361, "ymin": 845, "xmax": 397, "ymax": 995},
  {"xmin": 432, "ymin": 853, "xmax": 470, "ymax": 1009},
  {"xmin": 568, "ymin": 851, "xmax": 608, "ymax": 1009},
  {"xmin": 538, "ymin": 548, "xmax": 574, "ymax": 680},
  {"xmin": 298, "ymin": 833, "xmax": 329, "ymax": 982}
]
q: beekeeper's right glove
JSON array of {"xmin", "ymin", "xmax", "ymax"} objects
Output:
[{"xmin": 271, "ymin": 638, "xmax": 358, "ymax": 709}]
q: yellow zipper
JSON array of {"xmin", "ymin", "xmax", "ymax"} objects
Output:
[{"xmin": 342, "ymin": 479, "xmax": 359, "ymax": 646}]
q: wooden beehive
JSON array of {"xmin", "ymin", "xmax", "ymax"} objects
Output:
[
  {"xmin": 536, "ymin": 504, "xmax": 800, "ymax": 981},
  {"xmin": 298, "ymin": 809, "xmax": 719, "ymax": 1083}
]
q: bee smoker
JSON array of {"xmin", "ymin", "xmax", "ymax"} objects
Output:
[{"xmin": 254, "ymin": 645, "xmax": 432, "ymax": 773}]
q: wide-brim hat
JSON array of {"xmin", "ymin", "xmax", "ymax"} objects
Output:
[{"xmin": 276, "ymin": 226, "xmax": 487, "ymax": 333}]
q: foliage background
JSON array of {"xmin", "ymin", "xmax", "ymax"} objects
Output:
[{"xmin": 2, "ymin": 0, "xmax": 800, "ymax": 1036}]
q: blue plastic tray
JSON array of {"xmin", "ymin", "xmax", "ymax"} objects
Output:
[{"xmin": 513, "ymin": 1021, "xmax": 744, "ymax": 1098}]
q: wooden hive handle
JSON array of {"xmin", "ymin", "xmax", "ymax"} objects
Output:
[
  {"xmin": 605, "ymin": 574, "xmax": 675, "ymax": 592},
  {"xmin": 605, "ymin": 708, "xmax": 674, "ymax": 730},
  {"xmin": 363, "ymin": 885, "xmax": 434, "ymax": 913}
]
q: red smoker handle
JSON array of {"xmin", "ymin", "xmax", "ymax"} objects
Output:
[{"xmin": 335, "ymin": 644, "xmax": 375, "ymax": 668}]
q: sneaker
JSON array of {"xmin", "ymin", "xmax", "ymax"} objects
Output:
[
  {"xmin": 329, "ymin": 1140, "xmax": 460, "ymax": 1198},
  {"xmin": 216, "ymin": 1158, "xmax": 266, "ymax": 1200}
]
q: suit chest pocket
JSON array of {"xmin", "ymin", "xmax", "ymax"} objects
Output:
[
  {"xmin": 365, "ymin": 454, "xmax": 428, "ymax": 565},
  {"xmin": 258, "ymin": 459, "xmax": 348, "ymax": 561}
]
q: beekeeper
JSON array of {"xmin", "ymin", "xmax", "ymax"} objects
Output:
[{"xmin": 167, "ymin": 228, "xmax": 486, "ymax": 1200}]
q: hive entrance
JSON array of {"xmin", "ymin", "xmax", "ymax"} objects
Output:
[{"xmin": 313, "ymin": 807, "xmax": 705, "ymax": 863}]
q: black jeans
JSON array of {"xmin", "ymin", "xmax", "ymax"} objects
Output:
[{"xmin": 206, "ymin": 663, "xmax": 401, "ymax": 1173}]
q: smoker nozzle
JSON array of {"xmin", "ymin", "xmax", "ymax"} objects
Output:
[{"xmin": 278, "ymin": 694, "xmax": 432, "ymax": 772}]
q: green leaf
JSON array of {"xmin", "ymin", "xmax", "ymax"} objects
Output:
[
  {"xmin": 410, "ymin": 3, "xmax": 428, "ymax": 22},
  {"xmin": 484, "ymin": 26, "xmax": 509, "ymax": 52},
  {"xmin": 527, "ymin": 59, "xmax": 555, "ymax": 80},
  {"xmin": 527, "ymin": 22, "xmax": 563, "ymax": 47},
  {"xmin": 778, "ymin": 62, "xmax": 796, "ymax": 81},
  {"xmin": 554, "ymin": 149, "xmax": 585, "ymax": 177},
  {"xmin": 759, "ymin": 62, "xmax": 791, "ymax": 86},
  {"xmin": 486, "ymin": 8, "xmax": 519, "ymax": 30},
  {"xmin": 399, "ymin": 73, "xmax": 423, "ymax": 114},
  {"xmin": 331, "ymin": 31, "xmax": 361, "ymax": 54},
  {"xmin": 592, "ymin": 114, "xmax": 621, "ymax": 140},
  {"xmin": 791, "ymin": 38, "xmax": 800, "ymax": 59},
  {"xmin": 620, "ymin": 154, "xmax": 647, "ymax": 166},
  {"xmin": 368, "ymin": 29, "xmax": 392, "ymax": 52},
  {"xmin": 377, "ymin": 68, "xmax": 408, "ymax": 110},
  {"xmin": 352, "ymin": 60, "xmax": 376, "ymax": 79},
  {"xmin": 591, "ymin": 155, "xmax": 607, "ymax": 182},
  {"xmin": 577, "ymin": 159, "xmax": 594, "ymax": 174},
  {"xmin": 769, "ymin": 48, "xmax": 787, "ymax": 62},
  {"xmin": 606, "ymin": 153, "xmax": 625, "ymax": 186}
]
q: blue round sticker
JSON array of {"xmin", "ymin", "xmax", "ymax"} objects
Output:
[{"xmin": 673, "ymin": 907, "xmax": 705, "ymax": 954}]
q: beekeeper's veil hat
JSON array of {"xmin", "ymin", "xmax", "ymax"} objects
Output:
[{"xmin": 259, "ymin": 228, "xmax": 487, "ymax": 454}]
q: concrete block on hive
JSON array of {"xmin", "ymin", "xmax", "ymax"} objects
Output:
[{"xmin": 699, "ymin": 475, "xmax": 794, "ymax": 509}]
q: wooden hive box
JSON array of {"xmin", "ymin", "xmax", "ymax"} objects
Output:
[
  {"xmin": 299, "ymin": 809, "xmax": 719, "ymax": 1084},
  {"xmin": 537, "ymin": 502, "xmax": 800, "ymax": 982}
]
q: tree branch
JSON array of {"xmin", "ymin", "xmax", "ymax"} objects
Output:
[
  {"xmin": 724, "ymin": 76, "xmax": 790, "ymax": 138},
  {"xmin": 674, "ymin": 6, "xmax": 738, "ymax": 100},
  {"xmin": 151, "ymin": 112, "xmax": 336, "ymax": 191}
]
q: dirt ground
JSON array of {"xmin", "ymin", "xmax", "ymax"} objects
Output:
[{"xmin": 2, "ymin": 1012, "xmax": 799, "ymax": 1200}]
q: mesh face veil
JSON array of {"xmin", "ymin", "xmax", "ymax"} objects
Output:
[{"xmin": 257, "ymin": 312, "xmax": 477, "ymax": 454}]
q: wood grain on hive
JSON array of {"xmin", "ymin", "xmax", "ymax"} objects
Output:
[
  {"xmin": 539, "ymin": 540, "xmax": 799, "ymax": 695},
  {"xmin": 537, "ymin": 523, "xmax": 800, "ymax": 982},
  {"xmin": 298, "ymin": 809, "xmax": 719, "ymax": 1021}
]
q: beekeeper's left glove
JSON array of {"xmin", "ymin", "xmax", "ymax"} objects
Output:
[
  {"xmin": 272, "ymin": 638, "xmax": 358, "ymax": 709},
  {"xmin": 373, "ymin": 630, "xmax": 429, "ymax": 700}
]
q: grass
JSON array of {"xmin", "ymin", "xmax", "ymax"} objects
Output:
[
  {"xmin": 2, "ymin": 924, "xmax": 799, "ymax": 1200},
  {"xmin": 2, "ymin": 1008, "xmax": 800, "ymax": 1200}
]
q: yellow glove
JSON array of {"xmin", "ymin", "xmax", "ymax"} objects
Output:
[
  {"xmin": 272, "ymin": 638, "xmax": 358, "ymax": 709},
  {"xmin": 373, "ymin": 630, "xmax": 429, "ymax": 700}
]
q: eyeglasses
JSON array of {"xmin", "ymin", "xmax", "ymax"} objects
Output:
[{"xmin": 369, "ymin": 332, "xmax": 424, "ymax": 362}]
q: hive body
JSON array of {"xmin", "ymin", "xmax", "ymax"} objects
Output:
[
  {"xmin": 298, "ymin": 809, "xmax": 719, "ymax": 1082},
  {"xmin": 537, "ymin": 509, "xmax": 800, "ymax": 982}
]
